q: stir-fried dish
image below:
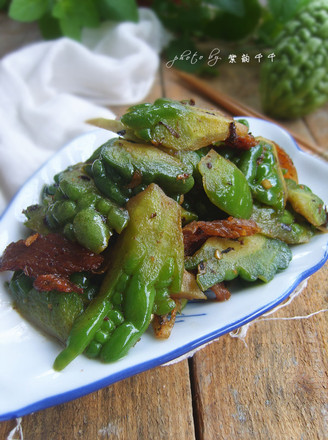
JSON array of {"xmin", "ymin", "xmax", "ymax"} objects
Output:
[{"xmin": 0, "ymin": 98, "xmax": 327, "ymax": 370}]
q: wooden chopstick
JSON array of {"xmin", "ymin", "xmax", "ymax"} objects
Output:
[{"xmin": 175, "ymin": 70, "xmax": 325, "ymax": 158}]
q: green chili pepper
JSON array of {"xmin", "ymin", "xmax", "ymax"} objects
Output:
[
  {"xmin": 53, "ymin": 183, "xmax": 184, "ymax": 370},
  {"xmin": 180, "ymin": 206, "xmax": 198, "ymax": 225},
  {"xmin": 198, "ymin": 149, "xmax": 253, "ymax": 219},
  {"xmin": 174, "ymin": 147, "xmax": 209, "ymax": 184},
  {"xmin": 120, "ymin": 98, "xmax": 248, "ymax": 151},
  {"xmin": 89, "ymin": 158, "xmax": 129, "ymax": 206},
  {"xmin": 182, "ymin": 184, "xmax": 225, "ymax": 221},
  {"xmin": 236, "ymin": 119, "xmax": 249, "ymax": 129},
  {"xmin": 238, "ymin": 137, "xmax": 287, "ymax": 213},
  {"xmin": 152, "ymin": 287, "xmax": 176, "ymax": 316},
  {"xmin": 24, "ymin": 163, "xmax": 129, "ymax": 253}
]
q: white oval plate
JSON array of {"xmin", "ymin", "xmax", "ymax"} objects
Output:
[{"xmin": 0, "ymin": 118, "xmax": 327, "ymax": 421}]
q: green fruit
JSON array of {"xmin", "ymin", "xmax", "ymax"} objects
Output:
[{"xmin": 260, "ymin": 1, "xmax": 328, "ymax": 119}]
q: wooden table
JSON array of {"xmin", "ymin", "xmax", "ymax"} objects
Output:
[{"xmin": 0, "ymin": 16, "xmax": 327, "ymax": 440}]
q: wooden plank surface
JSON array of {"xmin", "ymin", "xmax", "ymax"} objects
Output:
[
  {"xmin": 0, "ymin": 15, "xmax": 327, "ymax": 440},
  {"xmin": 191, "ymin": 266, "xmax": 328, "ymax": 440},
  {"xmin": 0, "ymin": 362, "xmax": 196, "ymax": 440}
]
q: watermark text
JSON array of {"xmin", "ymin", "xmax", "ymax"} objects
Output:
[{"xmin": 166, "ymin": 48, "xmax": 276, "ymax": 69}]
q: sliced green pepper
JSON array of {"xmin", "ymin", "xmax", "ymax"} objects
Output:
[
  {"xmin": 238, "ymin": 137, "xmax": 287, "ymax": 213},
  {"xmin": 198, "ymin": 149, "xmax": 253, "ymax": 219},
  {"xmin": 120, "ymin": 98, "xmax": 249, "ymax": 151}
]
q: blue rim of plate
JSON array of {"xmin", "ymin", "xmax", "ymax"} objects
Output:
[{"xmin": 0, "ymin": 118, "xmax": 327, "ymax": 421}]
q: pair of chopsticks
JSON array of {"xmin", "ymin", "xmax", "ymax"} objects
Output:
[{"xmin": 175, "ymin": 70, "xmax": 325, "ymax": 158}]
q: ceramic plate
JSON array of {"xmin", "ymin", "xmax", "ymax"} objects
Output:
[{"xmin": 0, "ymin": 118, "xmax": 327, "ymax": 421}]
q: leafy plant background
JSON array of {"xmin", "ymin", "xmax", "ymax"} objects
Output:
[
  {"xmin": 0, "ymin": 0, "xmax": 139, "ymax": 40},
  {"xmin": 0, "ymin": 0, "xmax": 311, "ymax": 48},
  {"xmin": 0, "ymin": 0, "xmax": 312, "ymax": 71},
  {"xmin": 1, "ymin": 0, "xmax": 323, "ymax": 119}
]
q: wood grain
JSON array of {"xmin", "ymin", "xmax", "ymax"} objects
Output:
[
  {"xmin": 191, "ymin": 263, "xmax": 328, "ymax": 440},
  {"xmin": 0, "ymin": 363, "xmax": 196, "ymax": 440}
]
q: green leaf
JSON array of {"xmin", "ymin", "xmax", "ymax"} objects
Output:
[
  {"xmin": 256, "ymin": 13, "xmax": 283, "ymax": 47},
  {"xmin": 57, "ymin": 17, "xmax": 81, "ymax": 40},
  {"xmin": 153, "ymin": 0, "xmax": 212, "ymax": 37},
  {"xmin": 267, "ymin": 0, "xmax": 311, "ymax": 23},
  {"xmin": 0, "ymin": 0, "xmax": 10, "ymax": 10},
  {"xmin": 207, "ymin": 0, "xmax": 261, "ymax": 41},
  {"xmin": 97, "ymin": 0, "xmax": 138, "ymax": 22},
  {"xmin": 38, "ymin": 13, "xmax": 62, "ymax": 40},
  {"xmin": 205, "ymin": 0, "xmax": 245, "ymax": 18},
  {"xmin": 52, "ymin": 0, "xmax": 100, "ymax": 40},
  {"xmin": 9, "ymin": 0, "xmax": 48, "ymax": 22}
]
